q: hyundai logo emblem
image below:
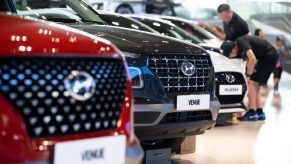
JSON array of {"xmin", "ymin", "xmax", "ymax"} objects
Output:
[
  {"xmin": 225, "ymin": 74, "xmax": 235, "ymax": 84},
  {"xmin": 64, "ymin": 71, "xmax": 96, "ymax": 101},
  {"xmin": 181, "ymin": 62, "xmax": 196, "ymax": 76}
]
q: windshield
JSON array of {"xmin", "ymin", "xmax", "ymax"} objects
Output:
[
  {"xmin": 173, "ymin": 4, "xmax": 218, "ymax": 22},
  {"xmin": 99, "ymin": 14, "xmax": 156, "ymax": 33},
  {"xmin": 13, "ymin": 0, "xmax": 106, "ymax": 24},
  {"xmin": 165, "ymin": 19, "xmax": 217, "ymax": 40},
  {"xmin": 191, "ymin": 24, "xmax": 217, "ymax": 40},
  {"xmin": 132, "ymin": 17, "xmax": 203, "ymax": 44}
]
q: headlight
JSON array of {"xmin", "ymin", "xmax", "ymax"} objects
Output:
[{"xmin": 129, "ymin": 67, "xmax": 144, "ymax": 89}]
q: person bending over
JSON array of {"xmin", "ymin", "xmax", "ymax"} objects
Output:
[{"xmin": 221, "ymin": 35, "xmax": 278, "ymax": 121}]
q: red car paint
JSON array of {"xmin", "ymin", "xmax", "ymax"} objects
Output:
[{"xmin": 0, "ymin": 13, "xmax": 136, "ymax": 163}]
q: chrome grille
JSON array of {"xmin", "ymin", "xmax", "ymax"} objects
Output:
[
  {"xmin": 147, "ymin": 54, "xmax": 211, "ymax": 93},
  {"xmin": 0, "ymin": 57, "xmax": 127, "ymax": 138}
]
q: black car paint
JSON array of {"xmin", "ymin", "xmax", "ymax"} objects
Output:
[
  {"xmin": 69, "ymin": 24, "xmax": 216, "ymax": 103},
  {"xmin": 98, "ymin": 12, "xmax": 158, "ymax": 33}
]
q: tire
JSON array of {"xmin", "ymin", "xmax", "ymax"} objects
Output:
[{"xmin": 115, "ymin": 5, "xmax": 134, "ymax": 14}]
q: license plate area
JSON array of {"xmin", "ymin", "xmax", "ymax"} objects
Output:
[
  {"xmin": 53, "ymin": 135, "xmax": 126, "ymax": 164},
  {"xmin": 176, "ymin": 94, "xmax": 210, "ymax": 111},
  {"xmin": 219, "ymin": 85, "xmax": 243, "ymax": 95}
]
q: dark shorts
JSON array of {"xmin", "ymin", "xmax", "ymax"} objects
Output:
[
  {"xmin": 273, "ymin": 67, "xmax": 283, "ymax": 79},
  {"xmin": 251, "ymin": 51, "xmax": 278, "ymax": 85}
]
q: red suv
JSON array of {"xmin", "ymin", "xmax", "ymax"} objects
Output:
[{"xmin": 0, "ymin": 13, "xmax": 143, "ymax": 163}]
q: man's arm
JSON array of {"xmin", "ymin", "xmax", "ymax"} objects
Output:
[
  {"xmin": 245, "ymin": 49, "xmax": 256, "ymax": 75},
  {"xmin": 212, "ymin": 26, "xmax": 225, "ymax": 40}
]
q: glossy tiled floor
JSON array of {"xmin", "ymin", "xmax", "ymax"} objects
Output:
[{"xmin": 172, "ymin": 72, "xmax": 291, "ymax": 164}]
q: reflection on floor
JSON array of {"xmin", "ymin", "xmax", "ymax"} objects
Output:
[{"xmin": 172, "ymin": 72, "xmax": 291, "ymax": 164}]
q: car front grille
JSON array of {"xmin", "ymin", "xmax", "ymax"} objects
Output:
[
  {"xmin": 215, "ymin": 72, "xmax": 247, "ymax": 104},
  {"xmin": 147, "ymin": 54, "xmax": 211, "ymax": 94},
  {"xmin": 0, "ymin": 57, "xmax": 127, "ymax": 138},
  {"xmin": 160, "ymin": 110, "xmax": 212, "ymax": 124}
]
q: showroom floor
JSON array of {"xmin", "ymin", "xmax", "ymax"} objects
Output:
[{"xmin": 172, "ymin": 72, "xmax": 291, "ymax": 164}]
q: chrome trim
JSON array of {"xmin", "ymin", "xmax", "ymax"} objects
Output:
[
  {"xmin": 147, "ymin": 54, "xmax": 211, "ymax": 93},
  {"xmin": 129, "ymin": 67, "xmax": 144, "ymax": 89},
  {"xmin": 134, "ymin": 99, "xmax": 220, "ymax": 127},
  {"xmin": 221, "ymin": 103, "xmax": 244, "ymax": 108},
  {"xmin": 219, "ymin": 107, "xmax": 246, "ymax": 114}
]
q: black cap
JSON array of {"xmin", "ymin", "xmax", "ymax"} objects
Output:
[
  {"xmin": 276, "ymin": 36, "xmax": 282, "ymax": 41},
  {"xmin": 220, "ymin": 40, "xmax": 235, "ymax": 57}
]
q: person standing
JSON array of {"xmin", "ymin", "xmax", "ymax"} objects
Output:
[
  {"xmin": 273, "ymin": 36, "xmax": 289, "ymax": 94},
  {"xmin": 217, "ymin": 4, "xmax": 249, "ymax": 41},
  {"xmin": 220, "ymin": 35, "xmax": 278, "ymax": 121}
]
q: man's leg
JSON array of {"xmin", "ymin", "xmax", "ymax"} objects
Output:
[
  {"xmin": 248, "ymin": 80, "xmax": 258, "ymax": 109},
  {"xmin": 274, "ymin": 77, "xmax": 280, "ymax": 93},
  {"xmin": 238, "ymin": 80, "xmax": 258, "ymax": 121},
  {"xmin": 256, "ymin": 84, "xmax": 262, "ymax": 109},
  {"xmin": 273, "ymin": 67, "xmax": 282, "ymax": 94},
  {"xmin": 273, "ymin": 68, "xmax": 279, "ymax": 92},
  {"xmin": 274, "ymin": 78, "xmax": 279, "ymax": 88},
  {"xmin": 256, "ymin": 84, "xmax": 266, "ymax": 120}
]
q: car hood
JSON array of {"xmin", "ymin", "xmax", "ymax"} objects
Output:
[
  {"xmin": 0, "ymin": 14, "xmax": 120, "ymax": 58},
  {"xmin": 207, "ymin": 50, "xmax": 244, "ymax": 74},
  {"xmin": 69, "ymin": 24, "xmax": 205, "ymax": 55},
  {"xmin": 202, "ymin": 39, "xmax": 223, "ymax": 48}
]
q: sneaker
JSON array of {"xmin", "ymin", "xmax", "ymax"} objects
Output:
[
  {"xmin": 238, "ymin": 111, "xmax": 258, "ymax": 121},
  {"xmin": 257, "ymin": 112, "xmax": 266, "ymax": 121}
]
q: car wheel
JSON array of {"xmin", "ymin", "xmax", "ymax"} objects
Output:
[{"xmin": 115, "ymin": 5, "xmax": 133, "ymax": 14}]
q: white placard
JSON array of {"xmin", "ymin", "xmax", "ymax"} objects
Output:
[
  {"xmin": 176, "ymin": 94, "xmax": 210, "ymax": 111},
  {"xmin": 54, "ymin": 135, "xmax": 126, "ymax": 164},
  {"xmin": 219, "ymin": 85, "xmax": 243, "ymax": 95}
]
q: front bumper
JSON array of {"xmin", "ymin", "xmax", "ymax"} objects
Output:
[
  {"xmin": 133, "ymin": 98, "xmax": 220, "ymax": 141},
  {"xmin": 135, "ymin": 120, "xmax": 216, "ymax": 141},
  {"xmin": 219, "ymin": 102, "xmax": 247, "ymax": 114},
  {"xmin": 29, "ymin": 143, "xmax": 144, "ymax": 164}
]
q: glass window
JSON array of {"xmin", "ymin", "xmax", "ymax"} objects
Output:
[
  {"xmin": 99, "ymin": 14, "xmax": 155, "ymax": 33},
  {"xmin": 13, "ymin": 0, "xmax": 105, "ymax": 24},
  {"xmin": 132, "ymin": 17, "xmax": 202, "ymax": 44}
]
